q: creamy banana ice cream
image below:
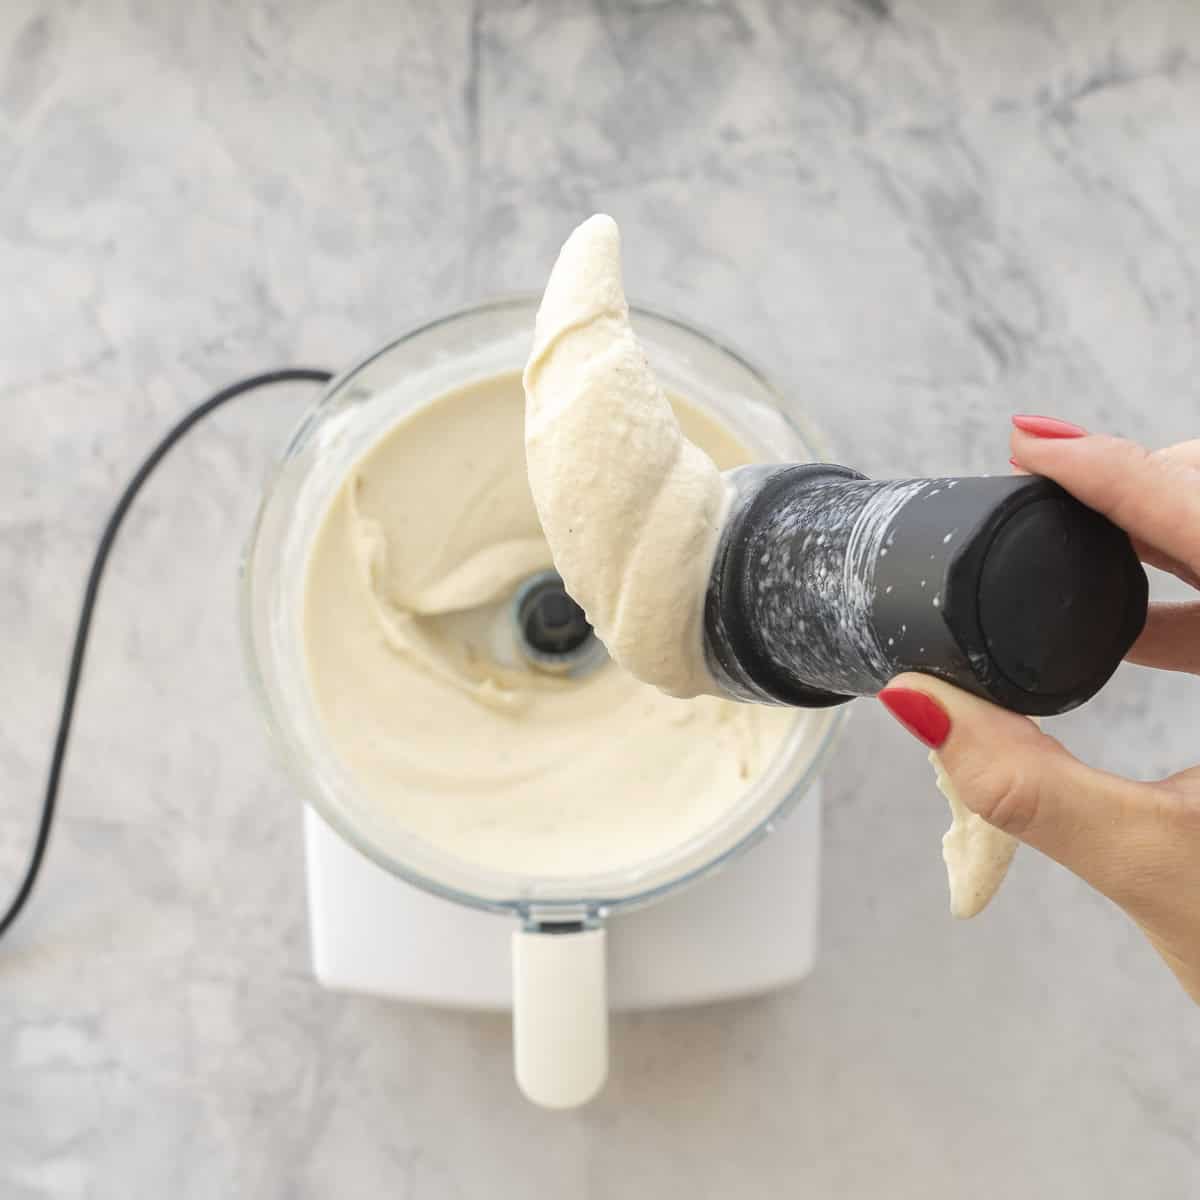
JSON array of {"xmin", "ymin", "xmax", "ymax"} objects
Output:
[
  {"xmin": 302, "ymin": 371, "xmax": 796, "ymax": 877},
  {"xmin": 931, "ymin": 751, "xmax": 1018, "ymax": 918},
  {"xmin": 523, "ymin": 214, "xmax": 726, "ymax": 699}
]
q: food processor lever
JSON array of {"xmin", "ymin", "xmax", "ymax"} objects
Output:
[
  {"xmin": 705, "ymin": 467, "xmax": 1149, "ymax": 717},
  {"xmin": 512, "ymin": 924, "xmax": 608, "ymax": 1108}
]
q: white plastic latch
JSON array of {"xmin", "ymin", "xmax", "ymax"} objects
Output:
[{"xmin": 512, "ymin": 924, "xmax": 608, "ymax": 1108}]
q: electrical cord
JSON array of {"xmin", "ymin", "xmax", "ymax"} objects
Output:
[{"xmin": 0, "ymin": 367, "xmax": 334, "ymax": 944}]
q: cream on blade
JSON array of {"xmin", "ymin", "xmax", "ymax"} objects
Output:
[{"xmin": 523, "ymin": 214, "xmax": 726, "ymax": 699}]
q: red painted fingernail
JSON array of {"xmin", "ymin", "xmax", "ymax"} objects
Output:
[
  {"xmin": 878, "ymin": 687, "xmax": 951, "ymax": 749},
  {"xmin": 1012, "ymin": 414, "xmax": 1087, "ymax": 439},
  {"xmin": 1009, "ymin": 457, "xmax": 1021, "ymax": 468}
]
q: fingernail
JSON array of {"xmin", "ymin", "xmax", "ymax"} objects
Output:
[
  {"xmin": 1008, "ymin": 457, "xmax": 1021, "ymax": 468},
  {"xmin": 878, "ymin": 687, "xmax": 951, "ymax": 749},
  {"xmin": 1012, "ymin": 414, "xmax": 1087, "ymax": 439}
]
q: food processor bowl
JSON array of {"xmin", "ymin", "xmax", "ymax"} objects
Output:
[{"xmin": 241, "ymin": 299, "xmax": 845, "ymax": 1106}]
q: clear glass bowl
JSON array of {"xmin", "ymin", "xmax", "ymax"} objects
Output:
[{"xmin": 241, "ymin": 298, "xmax": 845, "ymax": 920}]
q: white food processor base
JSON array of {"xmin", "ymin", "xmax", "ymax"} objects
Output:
[{"xmin": 304, "ymin": 785, "xmax": 821, "ymax": 1011}]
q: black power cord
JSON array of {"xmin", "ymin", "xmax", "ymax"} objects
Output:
[{"xmin": 0, "ymin": 367, "xmax": 334, "ymax": 943}]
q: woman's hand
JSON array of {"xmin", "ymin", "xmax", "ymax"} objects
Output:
[{"xmin": 878, "ymin": 417, "xmax": 1200, "ymax": 1003}]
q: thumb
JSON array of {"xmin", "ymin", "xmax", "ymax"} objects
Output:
[{"xmin": 878, "ymin": 673, "xmax": 1167, "ymax": 912}]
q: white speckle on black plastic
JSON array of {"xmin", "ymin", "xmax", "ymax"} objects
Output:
[
  {"xmin": 712, "ymin": 471, "xmax": 930, "ymax": 697},
  {"xmin": 703, "ymin": 467, "xmax": 1131, "ymax": 715}
]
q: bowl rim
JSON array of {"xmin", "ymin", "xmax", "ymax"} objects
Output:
[{"xmin": 240, "ymin": 296, "xmax": 847, "ymax": 919}]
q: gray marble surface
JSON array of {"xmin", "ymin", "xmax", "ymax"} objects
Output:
[{"xmin": 3, "ymin": 0, "xmax": 1199, "ymax": 1195}]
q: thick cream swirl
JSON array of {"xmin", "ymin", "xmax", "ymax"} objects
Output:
[{"xmin": 523, "ymin": 214, "xmax": 725, "ymax": 699}]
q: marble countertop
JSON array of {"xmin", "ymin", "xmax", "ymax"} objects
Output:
[{"xmin": 3, "ymin": 1, "xmax": 1198, "ymax": 1195}]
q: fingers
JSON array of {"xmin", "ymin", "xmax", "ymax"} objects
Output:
[
  {"xmin": 1127, "ymin": 602, "xmax": 1200, "ymax": 674},
  {"xmin": 1154, "ymin": 438, "xmax": 1200, "ymax": 470},
  {"xmin": 1126, "ymin": 442, "xmax": 1200, "ymax": 585},
  {"xmin": 1129, "ymin": 539, "xmax": 1200, "ymax": 590},
  {"xmin": 1009, "ymin": 430, "xmax": 1200, "ymax": 578},
  {"xmin": 878, "ymin": 673, "xmax": 1176, "ymax": 914}
]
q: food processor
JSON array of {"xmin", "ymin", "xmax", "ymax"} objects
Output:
[{"xmin": 242, "ymin": 299, "xmax": 845, "ymax": 1108}]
